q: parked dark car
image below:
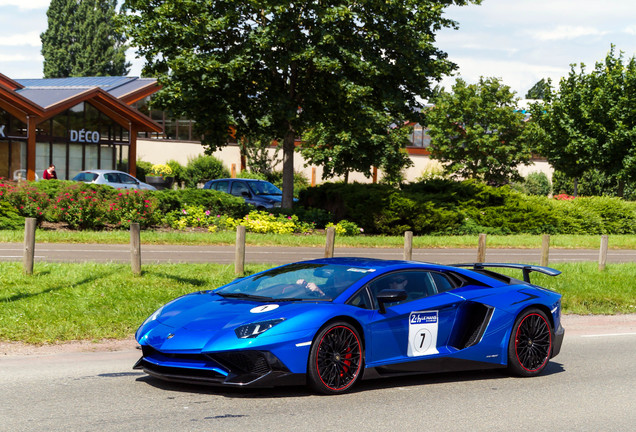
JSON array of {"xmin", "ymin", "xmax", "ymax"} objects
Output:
[{"xmin": 203, "ymin": 178, "xmax": 291, "ymax": 209}]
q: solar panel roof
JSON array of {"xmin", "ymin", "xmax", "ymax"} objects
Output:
[{"xmin": 14, "ymin": 76, "xmax": 157, "ymax": 108}]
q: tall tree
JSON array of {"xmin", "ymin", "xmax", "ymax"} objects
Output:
[
  {"xmin": 41, "ymin": 0, "xmax": 130, "ymax": 78},
  {"xmin": 121, "ymin": 0, "xmax": 479, "ymax": 208},
  {"xmin": 530, "ymin": 46, "xmax": 636, "ymax": 196},
  {"xmin": 426, "ymin": 77, "xmax": 532, "ymax": 185}
]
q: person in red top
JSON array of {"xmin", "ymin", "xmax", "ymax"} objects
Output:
[{"xmin": 43, "ymin": 164, "xmax": 57, "ymax": 180}]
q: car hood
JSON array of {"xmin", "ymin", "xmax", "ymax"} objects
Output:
[
  {"xmin": 137, "ymin": 292, "xmax": 326, "ymax": 352},
  {"xmin": 254, "ymin": 194, "xmax": 282, "ymax": 202}
]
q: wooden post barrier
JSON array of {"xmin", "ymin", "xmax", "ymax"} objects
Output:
[
  {"xmin": 23, "ymin": 217, "xmax": 36, "ymax": 275},
  {"xmin": 477, "ymin": 233, "xmax": 487, "ymax": 263},
  {"xmin": 235, "ymin": 225, "xmax": 246, "ymax": 275},
  {"xmin": 311, "ymin": 167, "xmax": 316, "ymax": 187},
  {"xmin": 540, "ymin": 234, "xmax": 550, "ymax": 267},
  {"xmin": 130, "ymin": 223, "xmax": 141, "ymax": 276},
  {"xmin": 325, "ymin": 227, "xmax": 336, "ymax": 258},
  {"xmin": 599, "ymin": 235, "xmax": 609, "ymax": 271},
  {"xmin": 404, "ymin": 231, "xmax": 413, "ymax": 260}
]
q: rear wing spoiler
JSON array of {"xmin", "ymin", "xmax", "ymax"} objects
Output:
[{"xmin": 451, "ymin": 263, "xmax": 561, "ymax": 284}]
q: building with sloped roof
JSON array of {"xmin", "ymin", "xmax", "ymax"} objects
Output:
[{"xmin": 0, "ymin": 74, "xmax": 161, "ymax": 181}]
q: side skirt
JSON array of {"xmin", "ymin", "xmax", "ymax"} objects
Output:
[{"xmin": 362, "ymin": 357, "xmax": 504, "ymax": 381}]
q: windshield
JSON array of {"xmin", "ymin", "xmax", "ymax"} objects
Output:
[
  {"xmin": 216, "ymin": 263, "xmax": 373, "ymax": 301},
  {"xmin": 248, "ymin": 181, "xmax": 282, "ymax": 196},
  {"xmin": 72, "ymin": 172, "xmax": 98, "ymax": 182}
]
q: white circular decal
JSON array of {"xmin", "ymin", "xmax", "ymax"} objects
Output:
[
  {"xmin": 250, "ymin": 304, "xmax": 280, "ymax": 313},
  {"xmin": 411, "ymin": 328, "xmax": 433, "ymax": 354}
]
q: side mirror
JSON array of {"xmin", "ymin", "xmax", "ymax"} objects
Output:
[
  {"xmin": 241, "ymin": 191, "xmax": 251, "ymax": 198},
  {"xmin": 376, "ymin": 289, "xmax": 407, "ymax": 314}
]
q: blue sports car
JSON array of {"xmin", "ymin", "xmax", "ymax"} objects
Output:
[{"xmin": 134, "ymin": 258, "xmax": 564, "ymax": 394}]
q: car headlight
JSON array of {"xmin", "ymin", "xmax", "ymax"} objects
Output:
[
  {"xmin": 235, "ymin": 318, "xmax": 285, "ymax": 338},
  {"xmin": 141, "ymin": 306, "xmax": 164, "ymax": 327}
]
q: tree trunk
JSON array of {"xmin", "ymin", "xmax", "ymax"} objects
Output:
[
  {"xmin": 281, "ymin": 128, "xmax": 296, "ymax": 209},
  {"xmin": 573, "ymin": 178, "xmax": 578, "ymax": 197},
  {"xmin": 617, "ymin": 179, "xmax": 625, "ymax": 198}
]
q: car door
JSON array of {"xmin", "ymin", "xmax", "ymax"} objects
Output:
[
  {"xmin": 229, "ymin": 181, "xmax": 255, "ymax": 205},
  {"xmin": 103, "ymin": 172, "xmax": 127, "ymax": 189},
  {"xmin": 363, "ymin": 270, "xmax": 464, "ymax": 367},
  {"xmin": 118, "ymin": 173, "xmax": 141, "ymax": 189}
]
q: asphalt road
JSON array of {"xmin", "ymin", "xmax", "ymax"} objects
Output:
[
  {"xmin": 1, "ymin": 242, "xmax": 636, "ymax": 265},
  {"xmin": 1, "ymin": 316, "xmax": 635, "ymax": 432}
]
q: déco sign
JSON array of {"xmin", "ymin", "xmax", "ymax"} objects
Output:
[{"xmin": 70, "ymin": 129, "xmax": 100, "ymax": 143}]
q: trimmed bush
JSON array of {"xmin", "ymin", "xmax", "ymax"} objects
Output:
[
  {"xmin": 0, "ymin": 181, "xmax": 51, "ymax": 224},
  {"xmin": 300, "ymin": 179, "xmax": 636, "ymax": 235},
  {"xmin": 184, "ymin": 155, "xmax": 230, "ymax": 188},
  {"xmin": 106, "ymin": 189, "xmax": 159, "ymax": 229},
  {"xmin": 0, "ymin": 201, "xmax": 24, "ymax": 230},
  {"xmin": 152, "ymin": 189, "xmax": 249, "ymax": 218},
  {"xmin": 326, "ymin": 220, "xmax": 361, "ymax": 236}
]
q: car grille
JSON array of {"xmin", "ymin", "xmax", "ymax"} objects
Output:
[
  {"xmin": 137, "ymin": 346, "xmax": 287, "ymax": 385},
  {"xmin": 209, "ymin": 351, "xmax": 271, "ymax": 375}
]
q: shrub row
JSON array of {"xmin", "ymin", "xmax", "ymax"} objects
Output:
[
  {"xmin": 299, "ymin": 179, "xmax": 636, "ymax": 235},
  {"xmin": 0, "ymin": 180, "xmax": 250, "ymax": 230},
  {"xmin": 0, "ymin": 180, "xmax": 338, "ymax": 234}
]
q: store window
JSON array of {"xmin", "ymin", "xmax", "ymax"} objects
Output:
[
  {"xmin": 35, "ymin": 101, "xmax": 131, "ymax": 180},
  {"xmin": 0, "ymin": 108, "xmax": 28, "ymax": 179}
]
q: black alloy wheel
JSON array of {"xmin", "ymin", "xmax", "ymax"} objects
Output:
[
  {"xmin": 308, "ymin": 322, "xmax": 363, "ymax": 394},
  {"xmin": 508, "ymin": 308, "xmax": 553, "ymax": 377}
]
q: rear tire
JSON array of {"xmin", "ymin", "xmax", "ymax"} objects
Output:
[
  {"xmin": 507, "ymin": 308, "xmax": 553, "ymax": 377},
  {"xmin": 307, "ymin": 322, "xmax": 363, "ymax": 394}
]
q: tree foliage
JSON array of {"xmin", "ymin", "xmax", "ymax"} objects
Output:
[
  {"xmin": 425, "ymin": 77, "xmax": 532, "ymax": 185},
  {"xmin": 120, "ymin": 0, "xmax": 479, "ymax": 207},
  {"xmin": 300, "ymin": 110, "xmax": 413, "ymax": 184},
  {"xmin": 41, "ymin": 0, "xmax": 130, "ymax": 78},
  {"xmin": 525, "ymin": 78, "xmax": 551, "ymax": 100},
  {"xmin": 529, "ymin": 46, "xmax": 636, "ymax": 196}
]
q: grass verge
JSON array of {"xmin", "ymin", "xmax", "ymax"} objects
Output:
[
  {"xmin": 1, "ymin": 262, "xmax": 635, "ymax": 344},
  {"xmin": 1, "ymin": 230, "xmax": 636, "ymax": 249}
]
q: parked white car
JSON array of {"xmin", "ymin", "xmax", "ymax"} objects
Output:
[{"xmin": 72, "ymin": 169, "xmax": 157, "ymax": 190}]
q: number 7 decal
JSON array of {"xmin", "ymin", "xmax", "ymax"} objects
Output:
[{"xmin": 408, "ymin": 311, "xmax": 439, "ymax": 357}]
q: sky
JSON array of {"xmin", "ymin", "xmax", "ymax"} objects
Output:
[{"xmin": 0, "ymin": 0, "xmax": 634, "ymax": 98}]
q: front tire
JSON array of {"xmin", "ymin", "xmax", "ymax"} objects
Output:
[
  {"xmin": 508, "ymin": 308, "xmax": 553, "ymax": 377},
  {"xmin": 307, "ymin": 322, "xmax": 363, "ymax": 394}
]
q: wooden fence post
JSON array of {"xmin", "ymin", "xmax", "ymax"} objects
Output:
[
  {"xmin": 325, "ymin": 227, "xmax": 336, "ymax": 258},
  {"xmin": 477, "ymin": 233, "xmax": 487, "ymax": 263},
  {"xmin": 599, "ymin": 235, "xmax": 609, "ymax": 271},
  {"xmin": 235, "ymin": 225, "xmax": 246, "ymax": 275},
  {"xmin": 23, "ymin": 217, "xmax": 36, "ymax": 275},
  {"xmin": 540, "ymin": 234, "xmax": 550, "ymax": 267},
  {"xmin": 403, "ymin": 231, "xmax": 413, "ymax": 260},
  {"xmin": 130, "ymin": 223, "xmax": 141, "ymax": 275}
]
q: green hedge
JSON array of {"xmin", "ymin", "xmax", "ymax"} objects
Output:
[
  {"xmin": 299, "ymin": 179, "xmax": 636, "ymax": 235},
  {"xmin": 152, "ymin": 189, "xmax": 249, "ymax": 218}
]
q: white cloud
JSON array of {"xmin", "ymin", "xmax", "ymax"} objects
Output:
[
  {"xmin": 625, "ymin": 26, "xmax": 636, "ymax": 35},
  {"xmin": 0, "ymin": 0, "xmax": 49, "ymax": 10},
  {"xmin": 440, "ymin": 57, "xmax": 569, "ymax": 97},
  {"xmin": 0, "ymin": 53, "xmax": 41, "ymax": 62},
  {"xmin": 0, "ymin": 31, "xmax": 41, "ymax": 47},
  {"xmin": 531, "ymin": 26, "xmax": 608, "ymax": 41}
]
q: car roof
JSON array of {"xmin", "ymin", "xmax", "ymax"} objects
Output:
[
  {"xmin": 209, "ymin": 178, "xmax": 270, "ymax": 183},
  {"xmin": 79, "ymin": 169, "xmax": 129, "ymax": 174},
  {"xmin": 295, "ymin": 257, "xmax": 507, "ymax": 287}
]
